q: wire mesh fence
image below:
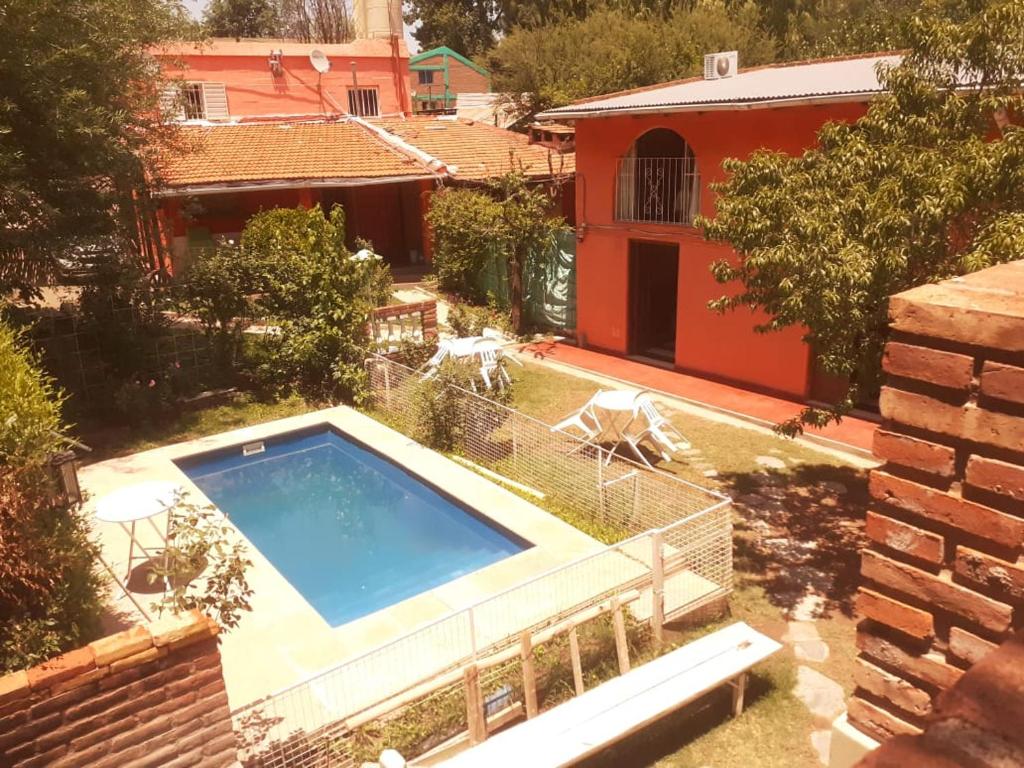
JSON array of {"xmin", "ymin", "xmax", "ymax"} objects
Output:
[
  {"xmin": 24, "ymin": 306, "xmax": 214, "ymax": 406},
  {"xmin": 232, "ymin": 353, "xmax": 732, "ymax": 767}
]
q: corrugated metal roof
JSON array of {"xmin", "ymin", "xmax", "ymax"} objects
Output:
[{"xmin": 537, "ymin": 54, "xmax": 901, "ymax": 119}]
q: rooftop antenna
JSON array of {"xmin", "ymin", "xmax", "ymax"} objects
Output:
[{"xmin": 309, "ymin": 49, "xmax": 331, "ymax": 75}]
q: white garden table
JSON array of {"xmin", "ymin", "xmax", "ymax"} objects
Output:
[
  {"xmin": 94, "ymin": 480, "xmax": 179, "ymax": 587},
  {"xmin": 589, "ymin": 389, "xmax": 648, "ymax": 463}
]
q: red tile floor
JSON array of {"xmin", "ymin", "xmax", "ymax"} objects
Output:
[{"xmin": 519, "ymin": 340, "xmax": 877, "ymax": 455}]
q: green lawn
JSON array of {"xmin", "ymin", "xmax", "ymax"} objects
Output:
[{"xmin": 77, "ymin": 392, "xmax": 312, "ymax": 463}]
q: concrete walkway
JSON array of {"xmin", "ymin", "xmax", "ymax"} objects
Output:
[{"xmin": 518, "ymin": 340, "xmax": 877, "ymax": 456}]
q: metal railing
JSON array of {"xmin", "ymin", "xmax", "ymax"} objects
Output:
[
  {"xmin": 615, "ymin": 156, "xmax": 701, "ymax": 226},
  {"xmin": 232, "ymin": 354, "xmax": 732, "ymax": 767}
]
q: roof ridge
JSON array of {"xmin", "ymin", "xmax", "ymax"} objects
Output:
[
  {"xmin": 552, "ymin": 49, "xmax": 905, "ymax": 111},
  {"xmin": 350, "ymin": 116, "xmax": 448, "ymax": 175},
  {"xmin": 409, "ymin": 46, "xmax": 490, "ymax": 77}
]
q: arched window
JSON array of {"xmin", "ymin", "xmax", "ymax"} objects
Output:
[{"xmin": 616, "ymin": 128, "xmax": 700, "ymax": 225}]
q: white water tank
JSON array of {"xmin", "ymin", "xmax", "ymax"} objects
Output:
[{"xmin": 354, "ymin": 0, "xmax": 401, "ymax": 39}]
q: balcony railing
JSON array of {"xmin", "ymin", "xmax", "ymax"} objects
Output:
[{"xmin": 615, "ymin": 156, "xmax": 701, "ymax": 226}]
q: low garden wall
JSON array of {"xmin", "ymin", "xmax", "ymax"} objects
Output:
[
  {"xmin": 848, "ymin": 260, "xmax": 1024, "ymax": 743},
  {"xmin": 0, "ymin": 610, "xmax": 238, "ymax": 768}
]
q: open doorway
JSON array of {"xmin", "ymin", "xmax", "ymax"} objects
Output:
[{"xmin": 629, "ymin": 241, "xmax": 679, "ymax": 364}]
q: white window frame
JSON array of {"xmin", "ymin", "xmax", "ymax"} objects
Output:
[{"xmin": 161, "ymin": 81, "xmax": 230, "ymax": 122}]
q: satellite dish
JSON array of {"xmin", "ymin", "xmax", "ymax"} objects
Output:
[{"xmin": 309, "ymin": 49, "xmax": 331, "ymax": 74}]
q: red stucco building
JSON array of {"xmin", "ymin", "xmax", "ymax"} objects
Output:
[{"xmin": 538, "ymin": 53, "xmax": 897, "ymax": 401}]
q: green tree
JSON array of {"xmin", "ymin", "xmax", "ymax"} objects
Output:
[
  {"xmin": 240, "ymin": 205, "xmax": 380, "ymax": 400},
  {"xmin": 489, "ymin": 2, "xmax": 776, "ymax": 119},
  {"xmin": 405, "ymin": 0, "xmax": 501, "ymax": 57},
  {"xmin": 427, "ymin": 174, "xmax": 570, "ymax": 333},
  {"xmin": 204, "ymin": 0, "xmax": 279, "ymax": 37},
  {"xmin": 702, "ymin": 0, "xmax": 1024, "ymax": 435},
  {"xmin": 777, "ymin": 0, "xmax": 919, "ymax": 57},
  {"xmin": 178, "ymin": 246, "xmax": 262, "ymax": 374},
  {"xmin": 427, "ymin": 189, "xmax": 505, "ymax": 299},
  {"xmin": 0, "ymin": 0, "xmax": 193, "ymax": 297}
]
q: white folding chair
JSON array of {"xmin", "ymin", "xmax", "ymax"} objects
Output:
[
  {"xmin": 551, "ymin": 391, "xmax": 604, "ymax": 448},
  {"xmin": 623, "ymin": 395, "xmax": 691, "ymax": 464},
  {"xmin": 472, "ymin": 339, "xmax": 511, "ymax": 391},
  {"xmin": 419, "ymin": 345, "xmax": 449, "ymax": 381}
]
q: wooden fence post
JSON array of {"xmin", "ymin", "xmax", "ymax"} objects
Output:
[
  {"xmin": 568, "ymin": 626, "xmax": 585, "ymax": 696},
  {"xmin": 651, "ymin": 531, "xmax": 665, "ymax": 646},
  {"xmin": 521, "ymin": 631, "xmax": 538, "ymax": 719},
  {"xmin": 464, "ymin": 665, "xmax": 487, "ymax": 745},
  {"xmin": 611, "ymin": 598, "xmax": 630, "ymax": 675}
]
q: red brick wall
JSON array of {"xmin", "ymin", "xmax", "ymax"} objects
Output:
[
  {"xmin": 850, "ymin": 260, "xmax": 1024, "ymax": 743},
  {"xmin": 446, "ymin": 59, "xmax": 489, "ymax": 94},
  {"xmin": 370, "ymin": 299, "xmax": 438, "ymax": 342},
  {"xmin": 0, "ymin": 611, "xmax": 237, "ymax": 768},
  {"xmin": 855, "ymin": 631, "xmax": 1024, "ymax": 767}
]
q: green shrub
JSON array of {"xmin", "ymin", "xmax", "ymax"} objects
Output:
[
  {"xmin": 411, "ymin": 359, "xmax": 475, "ymax": 452},
  {"xmin": 426, "ymin": 188, "xmax": 504, "ymax": 300},
  {"xmin": 178, "ymin": 245, "xmax": 262, "ymax": 375},
  {"xmin": 241, "ymin": 205, "xmax": 382, "ymax": 402},
  {"xmin": 0, "ymin": 323, "xmax": 63, "ymax": 465},
  {"xmin": 0, "ymin": 321, "xmax": 104, "ymax": 672},
  {"xmin": 0, "ymin": 470, "xmax": 105, "ymax": 672},
  {"xmin": 411, "ymin": 357, "xmax": 515, "ymax": 453},
  {"xmin": 448, "ymin": 301, "xmax": 511, "ymax": 338}
]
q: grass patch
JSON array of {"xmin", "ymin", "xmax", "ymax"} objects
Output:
[{"xmin": 78, "ymin": 392, "xmax": 313, "ymax": 462}]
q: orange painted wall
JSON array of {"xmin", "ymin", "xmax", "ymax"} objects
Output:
[
  {"xmin": 574, "ymin": 102, "xmax": 867, "ymax": 399},
  {"xmin": 162, "ymin": 51, "xmax": 411, "ymax": 118}
]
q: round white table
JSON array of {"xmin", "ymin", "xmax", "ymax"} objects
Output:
[
  {"xmin": 590, "ymin": 390, "xmax": 646, "ymax": 462},
  {"xmin": 95, "ymin": 481, "xmax": 179, "ymax": 584}
]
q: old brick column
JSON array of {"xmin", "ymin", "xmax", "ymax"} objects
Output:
[{"xmin": 848, "ymin": 261, "xmax": 1024, "ymax": 744}]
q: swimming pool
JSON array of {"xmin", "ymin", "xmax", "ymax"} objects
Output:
[{"xmin": 176, "ymin": 427, "xmax": 529, "ymax": 626}]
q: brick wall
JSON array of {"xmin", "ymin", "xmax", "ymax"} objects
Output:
[
  {"xmin": 445, "ymin": 59, "xmax": 489, "ymax": 95},
  {"xmin": 0, "ymin": 611, "xmax": 238, "ymax": 768},
  {"xmin": 855, "ymin": 631, "xmax": 1024, "ymax": 767},
  {"xmin": 849, "ymin": 260, "xmax": 1024, "ymax": 743},
  {"xmin": 370, "ymin": 299, "xmax": 438, "ymax": 343}
]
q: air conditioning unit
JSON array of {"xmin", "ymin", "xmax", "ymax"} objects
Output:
[{"xmin": 704, "ymin": 51, "xmax": 739, "ymax": 80}]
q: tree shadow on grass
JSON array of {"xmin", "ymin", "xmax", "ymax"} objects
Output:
[{"xmin": 718, "ymin": 463, "xmax": 869, "ymax": 620}]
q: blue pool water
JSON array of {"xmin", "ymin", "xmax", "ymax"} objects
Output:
[{"xmin": 176, "ymin": 427, "xmax": 528, "ymax": 626}]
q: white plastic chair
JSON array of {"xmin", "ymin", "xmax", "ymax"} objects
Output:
[
  {"xmin": 472, "ymin": 339, "xmax": 511, "ymax": 392},
  {"xmin": 552, "ymin": 391, "xmax": 604, "ymax": 445},
  {"xmin": 419, "ymin": 345, "xmax": 449, "ymax": 381},
  {"xmin": 623, "ymin": 395, "xmax": 691, "ymax": 464}
]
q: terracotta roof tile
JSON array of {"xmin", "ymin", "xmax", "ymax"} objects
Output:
[
  {"xmin": 159, "ymin": 121, "xmax": 431, "ymax": 188},
  {"xmin": 374, "ymin": 117, "xmax": 575, "ymax": 181}
]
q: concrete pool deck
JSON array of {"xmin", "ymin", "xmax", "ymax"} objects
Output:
[{"xmin": 80, "ymin": 406, "xmax": 605, "ymax": 711}]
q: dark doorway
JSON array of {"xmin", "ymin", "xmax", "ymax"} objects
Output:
[{"xmin": 629, "ymin": 241, "xmax": 679, "ymax": 363}]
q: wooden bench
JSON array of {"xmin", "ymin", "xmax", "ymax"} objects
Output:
[{"xmin": 437, "ymin": 621, "xmax": 782, "ymax": 768}]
